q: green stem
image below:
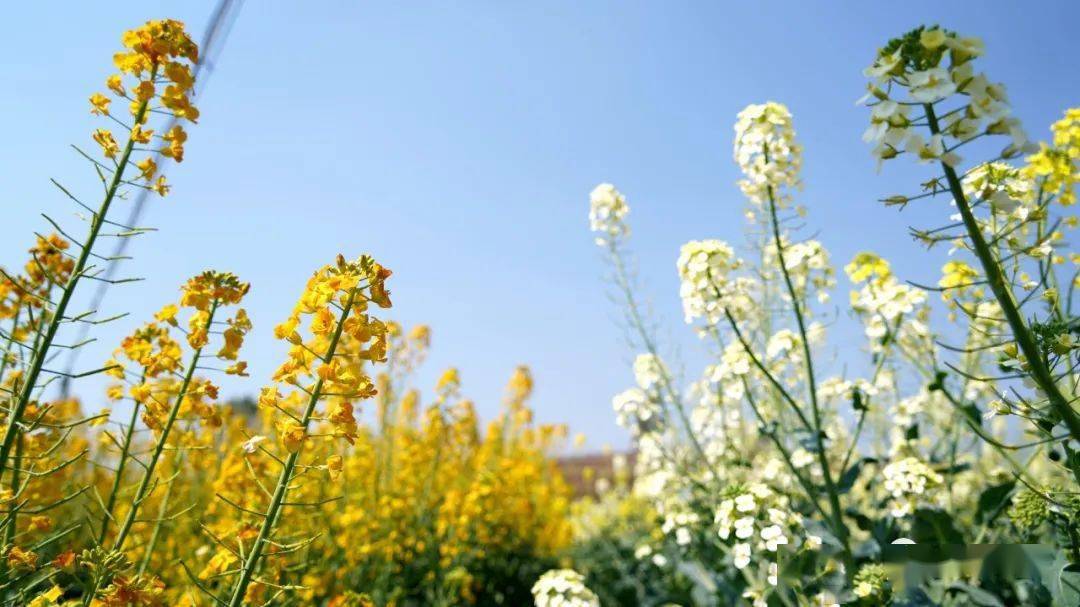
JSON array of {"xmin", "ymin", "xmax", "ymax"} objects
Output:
[
  {"xmin": 607, "ymin": 242, "xmax": 719, "ymax": 479},
  {"xmin": 739, "ymin": 376, "xmax": 833, "ymax": 526},
  {"xmin": 226, "ymin": 287, "xmax": 358, "ymax": 607},
  {"xmin": 109, "ymin": 301, "xmax": 218, "ymax": 551},
  {"xmin": 0, "ymin": 310, "xmax": 22, "ymax": 386},
  {"xmin": 98, "ymin": 374, "xmax": 145, "ymax": 543},
  {"xmin": 135, "ymin": 446, "xmax": 178, "ymax": 576},
  {"xmin": 762, "ymin": 160, "xmax": 851, "ymax": 560},
  {"xmin": 5, "ymin": 436, "xmax": 22, "ymax": 548},
  {"xmin": 0, "ymin": 82, "xmax": 155, "ymax": 480},
  {"xmin": 83, "ymin": 303, "xmax": 218, "ymax": 606},
  {"xmin": 923, "ymin": 103, "xmax": 1080, "ymax": 442}
]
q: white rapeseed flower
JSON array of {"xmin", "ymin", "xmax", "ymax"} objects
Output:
[
  {"xmin": 531, "ymin": 569, "xmax": 600, "ymax": 607},
  {"xmin": 588, "ymin": 182, "xmax": 630, "ymax": 246}
]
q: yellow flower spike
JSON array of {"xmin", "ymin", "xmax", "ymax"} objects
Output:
[
  {"xmin": 219, "ymin": 255, "xmax": 392, "ymax": 607},
  {"xmin": 506, "ymin": 365, "xmax": 533, "ymax": 402},
  {"xmin": 1024, "ymin": 107, "xmax": 1079, "ymax": 206},
  {"xmin": 436, "ymin": 367, "xmax": 460, "ymax": 393},
  {"xmin": 86, "ymin": 268, "xmax": 249, "ymax": 588}
]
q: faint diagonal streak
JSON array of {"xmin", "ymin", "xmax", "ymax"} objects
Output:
[{"xmin": 59, "ymin": 0, "xmax": 245, "ymax": 397}]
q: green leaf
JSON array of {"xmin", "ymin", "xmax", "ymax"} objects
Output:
[
  {"xmin": 1054, "ymin": 561, "xmax": 1080, "ymax": 606},
  {"xmin": 945, "ymin": 582, "xmax": 1005, "ymax": 606},
  {"xmin": 959, "ymin": 401, "xmax": 983, "ymax": 426},
  {"xmin": 837, "ymin": 457, "xmax": 875, "ymax": 494},
  {"xmin": 975, "ymin": 481, "xmax": 1016, "ymax": 525},
  {"xmin": 910, "ymin": 508, "xmax": 964, "ymax": 544}
]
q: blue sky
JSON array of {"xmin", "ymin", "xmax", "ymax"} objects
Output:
[{"xmin": 2, "ymin": 1, "xmax": 1077, "ymax": 449}]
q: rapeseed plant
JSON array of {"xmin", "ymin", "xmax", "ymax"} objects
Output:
[
  {"xmin": 565, "ymin": 25, "xmax": 1079, "ymax": 607},
  {"xmin": 3, "ymin": 18, "xmax": 572, "ymax": 607}
]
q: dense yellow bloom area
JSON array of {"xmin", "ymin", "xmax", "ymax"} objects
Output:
[
  {"xmin": 202, "ymin": 330, "xmax": 572, "ymax": 606},
  {"xmin": 1024, "ymin": 107, "xmax": 1080, "ymax": 206},
  {"xmin": 0, "ymin": 14, "xmax": 577, "ymax": 607},
  {"xmin": 2, "ymin": 240, "xmax": 571, "ymax": 605}
]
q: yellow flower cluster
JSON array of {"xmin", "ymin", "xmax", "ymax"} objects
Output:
[
  {"xmin": 844, "ymin": 252, "xmax": 892, "ymax": 285},
  {"xmin": 0, "ymin": 234, "xmax": 76, "ymax": 365},
  {"xmin": 938, "ymin": 259, "xmax": 983, "ymax": 308},
  {"xmin": 89, "ymin": 19, "xmax": 199, "ymax": 197},
  {"xmin": 1024, "ymin": 107, "xmax": 1080, "ymax": 206},
  {"xmin": 264, "ymin": 255, "xmax": 392, "ymax": 450},
  {"xmin": 104, "ymin": 271, "xmax": 250, "ymax": 433}
]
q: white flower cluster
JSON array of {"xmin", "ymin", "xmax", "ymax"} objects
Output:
[
  {"xmin": 633, "ymin": 353, "xmax": 667, "ymax": 390},
  {"xmin": 612, "ymin": 355, "xmax": 669, "ymax": 435},
  {"xmin": 764, "ymin": 238, "xmax": 835, "ymax": 304},
  {"xmin": 816, "ymin": 376, "xmax": 887, "ymax": 406},
  {"xmin": 851, "ymin": 277, "xmax": 928, "ymax": 347},
  {"xmin": 588, "ymin": 182, "xmax": 630, "ymax": 246},
  {"xmin": 688, "ymin": 377, "xmax": 741, "ymax": 462},
  {"xmin": 632, "ymin": 433, "xmax": 675, "ymax": 500},
  {"xmin": 882, "ymin": 456, "xmax": 944, "ymax": 517},
  {"xmin": 961, "ymin": 161, "xmax": 1037, "ymax": 221},
  {"xmin": 765, "ymin": 329, "xmax": 800, "ymax": 360},
  {"xmin": 851, "ymin": 277, "xmax": 926, "ymax": 327},
  {"xmin": 677, "ymin": 239, "xmax": 745, "ymax": 325},
  {"xmin": 734, "ymin": 102, "xmax": 803, "ymax": 207},
  {"xmin": 862, "ymin": 27, "xmax": 1031, "ymax": 167},
  {"xmin": 714, "ymin": 485, "xmax": 801, "ymax": 572},
  {"xmin": 661, "ymin": 507, "xmax": 702, "ymax": 547},
  {"xmin": 531, "ymin": 569, "xmax": 600, "ymax": 607},
  {"xmin": 891, "ymin": 391, "xmax": 927, "ymax": 428},
  {"xmin": 612, "ymin": 387, "xmax": 659, "ymax": 435},
  {"xmin": 709, "ymin": 341, "xmax": 753, "ymax": 401}
]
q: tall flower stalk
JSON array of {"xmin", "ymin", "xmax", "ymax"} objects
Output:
[
  {"xmin": 106, "ymin": 272, "xmax": 249, "ymax": 551},
  {"xmin": 82, "ymin": 272, "xmax": 249, "ymax": 604},
  {"xmin": 862, "ymin": 26, "xmax": 1080, "ymax": 463},
  {"xmin": 218, "ymin": 255, "xmax": 392, "ymax": 607},
  {"xmin": 0, "ymin": 20, "xmax": 200, "ymax": 485}
]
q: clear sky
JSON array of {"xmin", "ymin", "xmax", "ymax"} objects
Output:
[{"xmin": 2, "ymin": 1, "xmax": 1077, "ymax": 449}]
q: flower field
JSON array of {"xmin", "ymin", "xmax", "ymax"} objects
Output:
[{"xmin": 2, "ymin": 11, "xmax": 1079, "ymax": 607}]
